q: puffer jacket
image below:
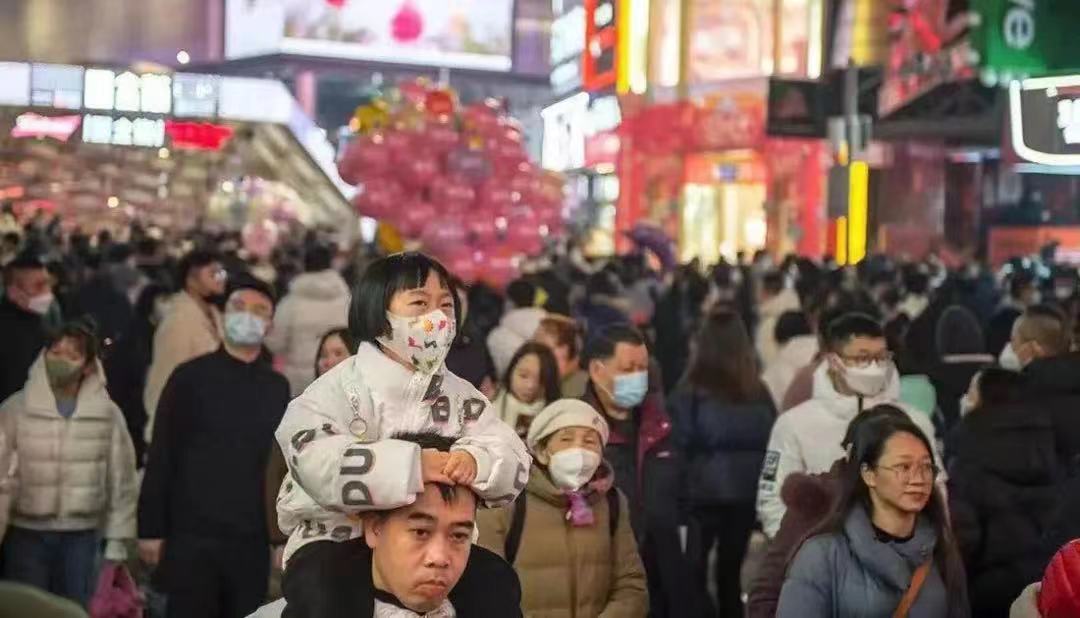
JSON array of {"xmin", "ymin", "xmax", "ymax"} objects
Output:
[
  {"xmin": 757, "ymin": 363, "xmax": 940, "ymax": 538},
  {"xmin": 777, "ymin": 507, "xmax": 966, "ymax": 618},
  {"xmin": 476, "ymin": 464, "xmax": 648, "ymax": 618},
  {"xmin": 275, "ymin": 342, "xmax": 531, "ymax": 564},
  {"xmin": 948, "ymin": 401, "xmax": 1060, "ymax": 618},
  {"xmin": 264, "ymin": 269, "xmax": 350, "ymax": 396},
  {"xmin": 1, "ymin": 355, "xmax": 137, "ymax": 550},
  {"xmin": 668, "ymin": 385, "xmax": 775, "ymax": 505},
  {"xmin": 762, "ymin": 335, "xmax": 818, "ymax": 409},
  {"xmin": 747, "ymin": 466, "xmax": 840, "ymax": 618},
  {"xmin": 487, "ymin": 307, "xmax": 546, "ymax": 380},
  {"xmin": 0, "ymin": 424, "xmax": 12, "ymax": 545},
  {"xmin": 755, "ymin": 288, "xmax": 800, "ymax": 368},
  {"xmin": 143, "ymin": 290, "xmax": 221, "ymax": 443}
]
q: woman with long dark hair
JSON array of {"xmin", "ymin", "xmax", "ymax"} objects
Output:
[
  {"xmin": 493, "ymin": 341, "xmax": 562, "ymax": 438},
  {"xmin": 777, "ymin": 405, "xmax": 969, "ymax": 618},
  {"xmin": 669, "ymin": 309, "xmax": 776, "ymax": 617}
]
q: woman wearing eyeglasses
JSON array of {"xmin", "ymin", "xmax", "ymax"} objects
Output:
[{"xmin": 777, "ymin": 404, "xmax": 969, "ymax": 618}]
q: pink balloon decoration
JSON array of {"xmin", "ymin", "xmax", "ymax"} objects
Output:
[
  {"xmin": 399, "ymin": 153, "xmax": 440, "ymax": 190},
  {"xmin": 337, "ymin": 137, "xmax": 390, "ymax": 185},
  {"xmin": 476, "ymin": 252, "xmax": 519, "ymax": 289},
  {"xmin": 394, "ymin": 199, "xmax": 437, "ymax": 237},
  {"xmin": 353, "ymin": 177, "xmax": 403, "ymax": 219},
  {"xmin": 431, "ymin": 175, "xmax": 476, "ymax": 211},
  {"xmin": 477, "ymin": 183, "xmax": 514, "ymax": 212},
  {"xmin": 443, "ymin": 247, "xmax": 478, "ymax": 282},
  {"xmin": 384, "ymin": 130, "xmax": 415, "ymax": 165},
  {"xmin": 426, "ymin": 122, "xmax": 460, "ymax": 153},
  {"xmin": 466, "ymin": 218, "xmax": 498, "ymax": 246},
  {"xmin": 445, "ymin": 147, "xmax": 492, "ymax": 185},
  {"xmin": 241, "ymin": 219, "xmax": 280, "ymax": 259},
  {"xmin": 421, "ymin": 217, "xmax": 467, "ymax": 254}
]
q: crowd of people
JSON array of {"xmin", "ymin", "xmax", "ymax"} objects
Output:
[{"xmin": 0, "ymin": 211, "xmax": 1078, "ymax": 618}]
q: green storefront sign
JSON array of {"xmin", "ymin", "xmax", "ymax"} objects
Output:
[{"xmin": 970, "ymin": 0, "xmax": 1080, "ymax": 80}]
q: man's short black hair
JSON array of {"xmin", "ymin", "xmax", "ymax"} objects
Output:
[
  {"xmin": 506, "ymin": 279, "xmax": 536, "ymax": 309},
  {"xmin": 177, "ymin": 249, "xmax": 222, "ymax": 287},
  {"xmin": 775, "ymin": 311, "xmax": 812, "ymax": 346},
  {"xmin": 761, "ymin": 270, "xmax": 785, "ymax": 296},
  {"xmin": 825, "ymin": 312, "xmax": 884, "ymax": 352},
  {"xmin": 349, "ymin": 252, "xmax": 457, "ymax": 344},
  {"xmin": 105, "ymin": 243, "xmax": 133, "ymax": 264},
  {"xmin": 3, "ymin": 251, "xmax": 46, "ymax": 285},
  {"xmin": 45, "ymin": 320, "xmax": 101, "ymax": 365},
  {"xmin": 304, "ymin": 244, "xmax": 334, "ymax": 273},
  {"xmin": 1009, "ymin": 270, "xmax": 1037, "ymax": 299},
  {"xmin": 228, "ymin": 274, "xmax": 276, "ymax": 308},
  {"xmin": 583, "ymin": 323, "xmax": 646, "ymax": 365}
]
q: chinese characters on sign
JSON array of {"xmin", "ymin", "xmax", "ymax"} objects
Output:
[
  {"xmin": 84, "ymin": 69, "xmax": 172, "ymax": 114},
  {"xmin": 82, "ymin": 114, "xmax": 165, "ymax": 148}
]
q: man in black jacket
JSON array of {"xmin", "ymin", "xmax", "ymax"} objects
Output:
[
  {"xmin": 0, "ymin": 252, "xmax": 54, "ymax": 402},
  {"xmin": 1011, "ymin": 305, "xmax": 1080, "ymax": 457},
  {"xmin": 138, "ymin": 276, "xmax": 289, "ymax": 618}
]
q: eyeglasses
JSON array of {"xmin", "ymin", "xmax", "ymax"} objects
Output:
[
  {"xmin": 876, "ymin": 462, "xmax": 939, "ymax": 484},
  {"xmin": 838, "ymin": 351, "xmax": 893, "ymax": 368}
]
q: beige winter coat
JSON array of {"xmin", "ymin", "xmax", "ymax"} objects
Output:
[
  {"xmin": 1, "ymin": 355, "xmax": 137, "ymax": 546},
  {"xmin": 143, "ymin": 290, "xmax": 221, "ymax": 442},
  {"xmin": 477, "ymin": 465, "xmax": 648, "ymax": 618}
]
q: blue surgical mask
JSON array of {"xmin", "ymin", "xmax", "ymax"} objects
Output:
[
  {"xmin": 224, "ymin": 311, "xmax": 267, "ymax": 346},
  {"xmin": 612, "ymin": 370, "xmax": 648, "ymax": 409}
]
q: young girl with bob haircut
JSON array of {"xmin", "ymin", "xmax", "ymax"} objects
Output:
[{"xmin": 273, "ymin": 252, "xmax": 530, "ymax": 617}]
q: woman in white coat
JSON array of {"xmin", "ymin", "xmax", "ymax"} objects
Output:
[
  {"xmin": 0, "ymin": 321, "xmax": 138, "ymax": 607},
  {"xmin": 265, "ymin": 244, "xmax": 351, "ymax": 395}
]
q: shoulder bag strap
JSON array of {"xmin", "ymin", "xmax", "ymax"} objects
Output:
[
  {"xmin": 892, "ymin": 560, "xmax": 933, "ymax": 618},
  {"xmin": 504, "ymin": 493, "xmax": 528, "ymax": 565}
]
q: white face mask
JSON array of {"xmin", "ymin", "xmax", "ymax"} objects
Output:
[
  {"xmin": 547, "ymin": 448, "xmax": 602, "ymax": 492},
  {"xmin": 999, "ymin": 343, "xmax": 1022, "ymax": 371},
  {"xmin": 377, "ymin": 309, "xmax": 456, "ymax": 375},
  {"xmin": 26, "ymin": 291, "xmax": 54, "ymax": 316},
  {"xmin": 836, "ymin": 358, "xmax": 892, "ymax": 397}
]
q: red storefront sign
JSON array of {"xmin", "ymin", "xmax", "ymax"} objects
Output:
[
  {"xmin": 164, "ymin": 120, "xmax": 234, "ymax": 150},
  {"xmin": 583, "ymin": 0, "xmax": 618, "ymax": 91}
]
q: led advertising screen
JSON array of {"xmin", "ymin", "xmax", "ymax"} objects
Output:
[{"xmin": 226, "ymin": 0, "xmax": 515, "ymax": 72}]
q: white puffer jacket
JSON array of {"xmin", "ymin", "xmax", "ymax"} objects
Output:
[
  {"xmin": 275, "ymin": 342, "xmax": 531, "ymax": 563},
  {"xmin": 264, "ymin": 269, "xmax": 351, "ymax": 396},
  {"xmin": 1, "ymin": 355, "xmax": 137, "ymax": 551},
  {"xmin": 756, "ymin": 362, "xmax": 942, "ymax": 538}
]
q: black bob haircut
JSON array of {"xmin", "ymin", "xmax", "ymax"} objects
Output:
[
  {"xmin": 583, "ymin": 323, "xmax": 646, "ymax": 365},
  {"xmin": 349, "ymin": 252, "xmax": 458, "ymax": 344},
  {"xmin": 825, "ymin": 312, "xmax": 884, "ymax": 352},
  {"xmin": 45, "ymin": 319, "xmax": 101, "ymax": 365}
]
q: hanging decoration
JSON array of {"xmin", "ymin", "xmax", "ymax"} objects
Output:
[{"xmin": 337, "ymin": 77, "xmax": 566, "ymax": 287}]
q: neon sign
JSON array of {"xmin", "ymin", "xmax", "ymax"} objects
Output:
[{"xmin": 11, "ymin": 113, "xmax": 82, "ymax": 141}]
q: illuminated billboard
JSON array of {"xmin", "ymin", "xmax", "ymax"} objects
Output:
[{"xmin": 226, "ymin": 0, "xmax": 514, "ymax": 71}]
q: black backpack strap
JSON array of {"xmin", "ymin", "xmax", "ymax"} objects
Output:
[
  {"xmin": 504, "ymin": 493, "xmax": 528, "ymax": 565},
  {"xmin": 607, "ymin": 488, "xmax": 620, "ymax": 538}
]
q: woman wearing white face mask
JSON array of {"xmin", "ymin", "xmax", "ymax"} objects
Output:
[{"xmin": 477, "ymin": 399, "xmax": 649, "ymax": 618}]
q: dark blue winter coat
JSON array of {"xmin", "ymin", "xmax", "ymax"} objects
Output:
[{"xmin": 668, "ymin": 385, "xmax": 775, "ymax": 505}]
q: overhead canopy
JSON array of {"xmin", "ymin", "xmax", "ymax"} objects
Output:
[{"xmin": 0, "ymin": 62, "xmax": 353, "ymax": 229}]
